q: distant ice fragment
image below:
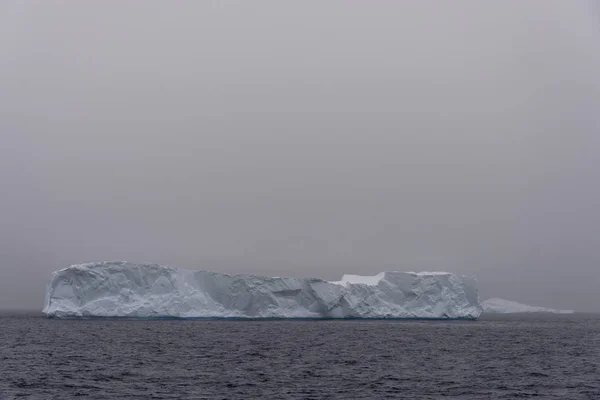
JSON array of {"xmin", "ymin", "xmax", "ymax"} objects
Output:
[
  {"xmin": 482, "ymin": 298, "xmax": 574, "ymax": 314},
  {"xmin": 43, "ymin": 261, "xmax": 483, "ymax": 319}
]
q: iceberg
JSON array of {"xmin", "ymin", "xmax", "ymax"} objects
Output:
[
  {"xmin": 482, "ymin": 298, "xmax": 574, "ymax": 314},
  {"xmin": 43, "ymin": 261, "xmax": 482, "ymax": 319}
]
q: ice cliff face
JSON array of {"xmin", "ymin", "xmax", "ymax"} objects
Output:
[
  {"xmin": 482, "ymin": 298, "xmax": 574, "ymax": 314},
  {"xmin": 43, "ymin": 262, "xmax": 482, "ymax": 319}
]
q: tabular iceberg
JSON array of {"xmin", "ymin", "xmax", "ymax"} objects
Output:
[
  {"xmin": 482, "ymin": 298, "xmax": 574, "ymax": 314},
  {"xmin": 43, "ymin": 261, "xmax": 482, "ymax": 319}
]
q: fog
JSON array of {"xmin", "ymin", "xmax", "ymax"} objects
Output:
[{"xmin": 1, "ymin": 1, "xmax": 599, "ymax": 311}]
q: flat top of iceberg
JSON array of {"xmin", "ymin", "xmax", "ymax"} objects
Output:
[
  {"xmin": 330, "ymin": 271, "xmax": 452, "ymax": 287},
  {"xmin": 330, "ymin": 272, "xmax": 386, "ymax": 287},
  {"xmin": 61, "ymin": 261, "xmax": 453, "ymax": 284}
]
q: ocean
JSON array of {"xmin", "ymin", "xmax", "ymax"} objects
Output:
[{"xmin": 1, "ymin": 313, "xmax": 599, "ymax": 399}]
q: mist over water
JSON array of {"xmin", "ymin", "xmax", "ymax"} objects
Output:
[{"xmin": 1, "ymin": 1, "xmax": 600, "ymax": 311}]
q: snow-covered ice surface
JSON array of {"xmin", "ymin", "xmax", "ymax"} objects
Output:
[
  {"xmin": 482, "ymin": 298, "xmax": 574, "ymax": 314},
  {"xmin": 43, "ymin": 261, "xmax": 483, "ymax": 319}
]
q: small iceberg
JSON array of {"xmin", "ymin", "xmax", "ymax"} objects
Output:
[{"xmin": 482, "ymin": 298, "xmax": 574, "ymax": 314}]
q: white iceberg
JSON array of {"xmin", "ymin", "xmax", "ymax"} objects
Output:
[
  {"xmin": 43, "ymin": 261, "xmax": 482, "ymax": 319},
  {"xmin": 482, "ymin": 298, "xmax": 574, "ymax": 314}
]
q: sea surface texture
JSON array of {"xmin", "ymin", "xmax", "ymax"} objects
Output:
[{"xmin": 0, "ymin": 313, "xmax": 599, "ymax": 399}]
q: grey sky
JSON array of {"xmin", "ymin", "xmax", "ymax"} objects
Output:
[{"xmin": 1, "ymin": 1, "xmax": 599, "ymax": 311}]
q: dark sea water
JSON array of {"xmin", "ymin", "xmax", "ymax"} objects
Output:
[{"xmin": 1, "ymin": 313, "xmax": 599, "ymax": 399}]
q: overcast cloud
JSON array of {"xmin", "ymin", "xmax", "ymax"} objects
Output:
[{"xmin": 1, "ymin": 1, "xmax": 599, "ymax": 311}]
